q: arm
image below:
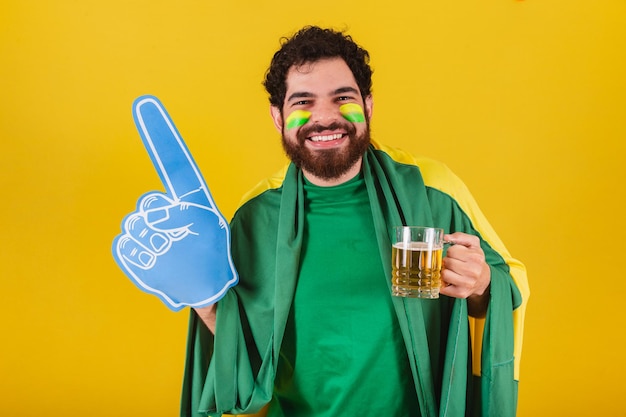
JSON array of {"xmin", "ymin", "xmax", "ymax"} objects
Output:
[{"xmin": 193, "ymin": 304, "xmax": 217, "ymax": 334}]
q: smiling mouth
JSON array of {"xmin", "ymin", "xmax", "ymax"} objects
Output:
[{"xmin": 308, "ymin": 133, "xmax": 345, "ymax": 142}]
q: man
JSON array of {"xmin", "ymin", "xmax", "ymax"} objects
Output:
[{"xmin": 183, "ymin": 26, "xmax": 528, "ymax": 417}]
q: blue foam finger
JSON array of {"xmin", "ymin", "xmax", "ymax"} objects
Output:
[
  {"xmin": 133, "ymin": 96, "xmax": 208, "ymax": 201},
  {"xmin": 112, "ymin": 96, "xmax": 238, "ymax": 311}
]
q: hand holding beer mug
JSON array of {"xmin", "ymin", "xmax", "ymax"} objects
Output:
[{"xmin": 391, "ymin": 226, "xmax": 445, "ymax": 299}]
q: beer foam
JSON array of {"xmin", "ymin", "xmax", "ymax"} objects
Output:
[{"xmin": 393, "ymin": 241, "xmax": 442, "ymax": 250}]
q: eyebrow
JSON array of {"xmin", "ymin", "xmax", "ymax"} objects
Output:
[
  {"xmin": 334, "ymin": 86, "xmax": 360, "ymax": 95},
  {"xmin": 286, "ymin": 86, "xmax": 360, "ymax": 103},
  {"xmin": 286, "ymin": 92, "xmax": 314, "ymax": 102}
]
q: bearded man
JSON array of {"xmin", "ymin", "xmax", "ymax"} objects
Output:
[{"xmin": 183, "ymin": 26, "xmax": 528, "ymax": 417}]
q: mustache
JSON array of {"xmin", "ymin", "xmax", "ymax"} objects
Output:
[{"xmin": 297, "ymin": 121, "xmax": 356, "ymax": 141}]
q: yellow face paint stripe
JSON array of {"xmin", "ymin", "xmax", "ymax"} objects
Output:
[
  {"xmin": 340, "ymin": 103, "xmax": 365, "ymax": 123},
  {"xmin": 285, "ymin": 110, "xmax": 311, "ymax": 129}
]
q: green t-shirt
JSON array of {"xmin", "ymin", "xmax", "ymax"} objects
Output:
[{"xmin": 271, "ymin": 173, "xmax": 420, "ymax": 416}]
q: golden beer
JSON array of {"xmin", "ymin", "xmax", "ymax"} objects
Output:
[{"xmin": 391, "ymin": 241, "xmax": 443, "ymax": 298}]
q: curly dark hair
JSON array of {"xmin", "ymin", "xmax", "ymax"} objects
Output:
[{"xmin": 263, "ymin": 26, "xmax": 373, "ymax": 108}]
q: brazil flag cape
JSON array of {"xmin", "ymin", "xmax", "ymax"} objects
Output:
[{"xmin": 181, "ymin": 140, "xmax": 529, "ymax": 417}]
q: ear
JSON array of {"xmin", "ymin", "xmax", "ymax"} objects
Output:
[
  {"xmin": 364, "ymin": 95, "xmax": 374, "ymax": 120},
  {"xmin": 270, "ymin": 106, "xmax": 283, "ymax": 133}
]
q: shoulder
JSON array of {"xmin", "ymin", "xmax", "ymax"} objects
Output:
[
  {"xmin": 371, "ymin": 139, "xmax": 469, "ymax": 197},
  {"xmin": 236, "ymin": 164, "xmax": 289, "ymax": 207},
  {"xmin": 230, "ymin": 164, "xmax": 290, "ymax": 228}
]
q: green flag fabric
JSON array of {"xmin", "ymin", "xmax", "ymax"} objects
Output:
[{"xmin": 181, "ymin": 141, "xmax": 528, "ymax": 417}]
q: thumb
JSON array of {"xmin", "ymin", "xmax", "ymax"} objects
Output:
[
  {"xmin": 444, "ymin": 232, "xmax": 480, "ymax": 249},
  {"xmin": 148, "ymin": 203, "xmax": 217, "ymax": 234}
]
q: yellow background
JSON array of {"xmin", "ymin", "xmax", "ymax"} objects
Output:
[{"xmin": 2, "ymin": 0, "xmax": 625, "ymax": 415}]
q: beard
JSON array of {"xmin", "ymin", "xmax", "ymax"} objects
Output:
[{"xmin": 281, "ymin": 119, "xmax": 371, "ymax": 181}]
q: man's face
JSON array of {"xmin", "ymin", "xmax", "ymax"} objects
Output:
[{"xmin": 270, "ymin": 57, "xmax": 373, "ymax": 185}]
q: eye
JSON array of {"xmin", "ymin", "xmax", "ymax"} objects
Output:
[{"xmin": 288, "ymin": 99, "xmax": 312, "ymax": 108}]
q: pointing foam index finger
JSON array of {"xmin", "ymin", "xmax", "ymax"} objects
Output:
[{"xmin": 133, "ymin": 95, "xmax": 207, "ymax": 201}]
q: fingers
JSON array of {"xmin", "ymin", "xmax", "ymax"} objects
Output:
[
  {"xmin": 115, "ymin": 192, "xmax": 188, "ymax": 271},
  {"xmin": 133, "ymin": 95, "xmax": 212, "ymax": 206},
  {"xmin": 116, "ymin": 189, "xmax": 224, "ymax": 268},
  {"xmin": 441, "ymin": 259, "xmax": 474, "ymax": 297},
  {"xmin": 440, "ymin": 232, "xmax": 490, "ymax": 299},
  {"xmin": 115, "ymin": 234, "xmax": 157, "ymax": 270},
  {"xmin": 124, "ymin": 213, "xmax": 171, "ymax": 253}
]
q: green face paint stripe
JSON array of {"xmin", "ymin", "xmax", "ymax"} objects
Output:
[
  {"xmin": 285, "ymin": 110, "xmax": 311, "ymax": 129},
  {"xmin": 342, "ymin": 112, "xmax": 366, "ymax": 123},
  {"xmin": 340, "ymin": 103, "xmax": 366, "ymax": 123}
]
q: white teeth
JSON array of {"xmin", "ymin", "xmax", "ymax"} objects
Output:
[{"xmin": 310, "ymin": 133, "xmax": 343, "ymax": 142}]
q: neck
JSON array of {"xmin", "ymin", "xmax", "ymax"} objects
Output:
[{"xmin": 302, "ymin": 159, "xmax": 363, "ymax": 187}]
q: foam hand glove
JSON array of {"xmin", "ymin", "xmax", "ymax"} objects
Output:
[{"xmin": 112, "ymin": 95, "xmax": 238, "ymax": 311}]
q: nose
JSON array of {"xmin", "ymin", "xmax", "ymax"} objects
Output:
[{"xmin": 309, "ymin": 101, "xmax": 341, "ymax": 125}]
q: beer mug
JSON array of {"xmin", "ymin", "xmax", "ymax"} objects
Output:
[{"xmin": 391, "ymin": 226, "xmax": 444, "ymax": 299}]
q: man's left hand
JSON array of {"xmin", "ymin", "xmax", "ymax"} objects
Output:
[{"xmin": 439, "ymin": 232, "xmax": 491, "ymax": 317}]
